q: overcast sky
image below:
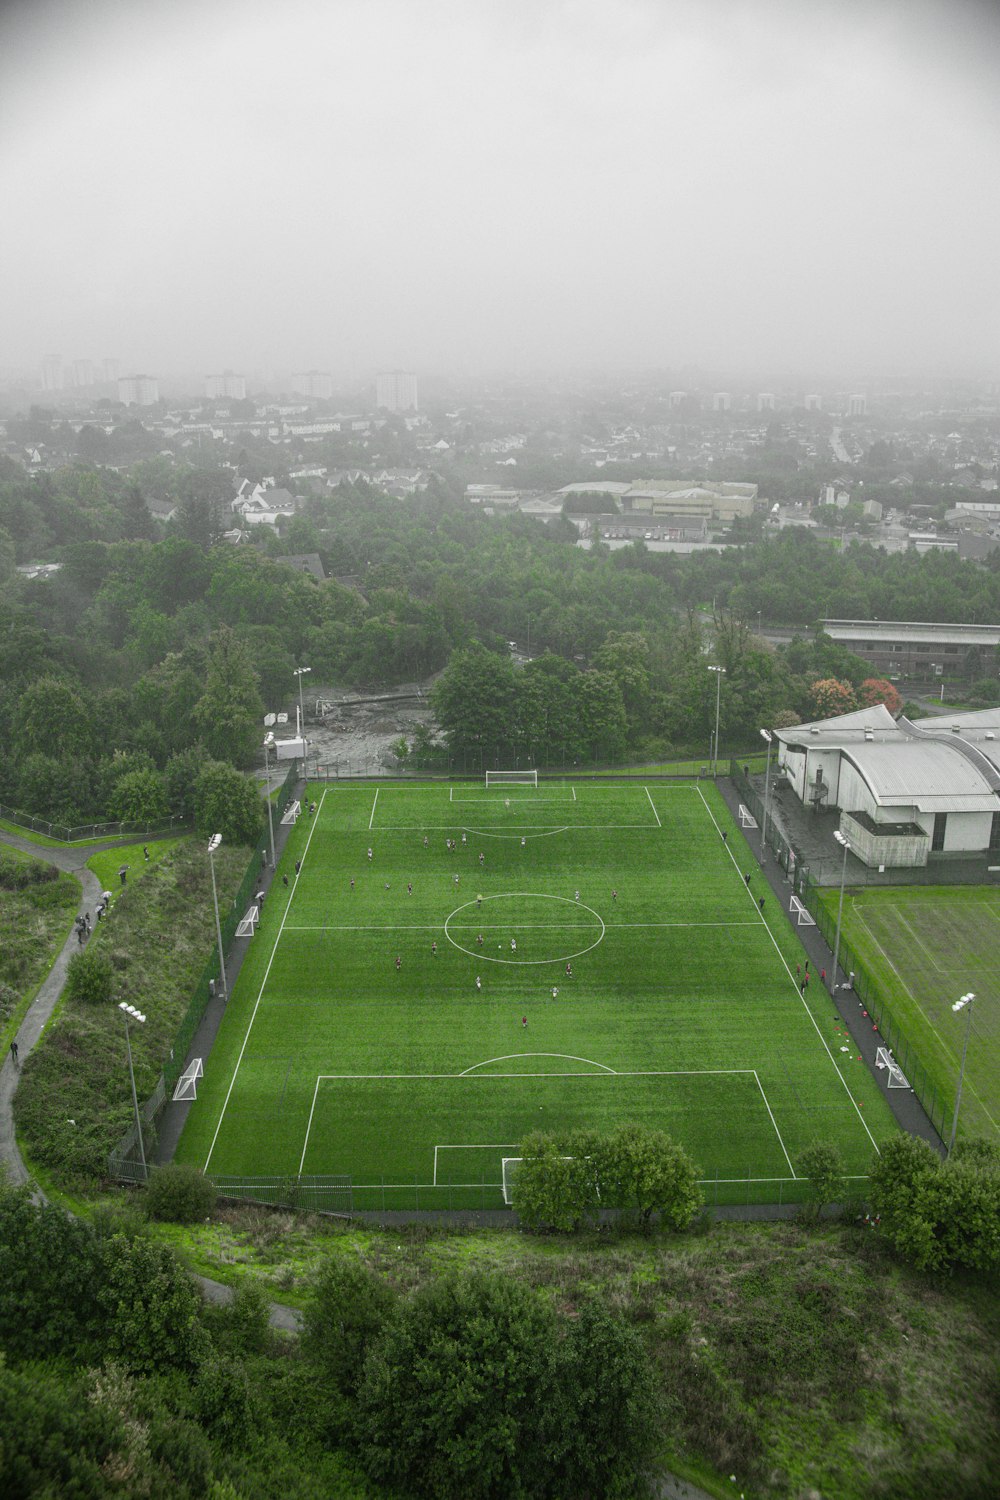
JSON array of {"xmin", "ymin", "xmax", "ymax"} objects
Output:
[{"xmin": 2, "ymin": 0, "xmax": 999, "ymax": 383}]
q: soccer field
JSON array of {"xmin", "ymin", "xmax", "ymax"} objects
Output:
[
  {"xmin": 176, "ymin": 781, "xmax": 896, "ymax": 1208},
  {"xmin": 818, "ymin": 886, "xmax": 1000, "ymax": 1147}
]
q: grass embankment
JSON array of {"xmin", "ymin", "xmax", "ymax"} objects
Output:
[
  {"xmin": 13, "ymin": 837, "xmax": 249, "ymax": 1188},
  {"xmin": 0, "ymin": 845, "xmax": 80, "ymax": 1053},
  {"xmin": 151, "ymin": 1207, "xmax": 1000, "ymax": 1500}
]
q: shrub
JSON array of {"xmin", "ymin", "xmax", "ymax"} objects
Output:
[
  {"xmin": 145, "ymin": 1163, "xmax": 217, "ymax": 1224},
  {"xmin": 64, "ymin": 948, "xmax": 115, "ymax": 1005},
  {"xmin": 796, "ymin": 1140, "xmax": 846, "ymax": 1219},
  {"xmin": 303, "ymin": 1258, "xmax": 397, "ymax": 1400}
]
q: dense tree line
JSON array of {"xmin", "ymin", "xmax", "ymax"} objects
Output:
[{"xmin": 2, "ymin": 453, "xmax": 999, "ymax": 819}]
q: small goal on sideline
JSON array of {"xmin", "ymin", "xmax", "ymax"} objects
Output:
[
  {"xmin": 875, "ymin": 1046, "xmax": 910, "ymax": 1089},
  {"xmin": 789, "ymin": 895, "xmax": 816, "ymax": 927},
  {"xmin": 485, "ymin": 770, "xmax": 538, "ymax": 790},
  {"xmin": 172, "ymin": 1057, "xmax": 204, "ymax": 1102},
  {"xmin": 501, "ymin": 1156, "xmax": 523, "ymax": 1205},
  {"xmin": 738, "ymin": 803, "xmax": 758, "ymax": 829}
]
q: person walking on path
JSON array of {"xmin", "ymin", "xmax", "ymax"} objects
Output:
[{"xmin": 9, "ymin": 1040, "xmax": 17, "ymax": 1065}]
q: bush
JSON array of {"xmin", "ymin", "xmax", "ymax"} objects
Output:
[
  {"xmin": 64, "ymin": 948, "xmax": 115, "ymax": 1005},
  {"xmin": 868, "ymin": 1135, "xmax": 1000, "ymax": 1273},
  {"xmin": 145, "ymin": 1163, "xmax": 217, "ymax": 1224},
  {"xmin": 303, "ymin": 1258, "xmax": 397, "ymax": 1400},
  {"xmin": 796, "ymin": 1140, "xmax": 846, "ymax": 1219}
]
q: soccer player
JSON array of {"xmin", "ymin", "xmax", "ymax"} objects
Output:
[
  {"xmin": 407, "ymin": 882, "xmax": 413, "ymax": 896},
  {"xmin": 461, "ymin": 832, "xmax": 467, "ymax": 845},
  {"xmin": 423, "ymin": 835, "xmax": 429, "ymax": 848},
  {"xmin": 551, "ymin": 987, "xmax": 558, "ymax": 1000},
  {"xmin": 574, "ymin": 890, "xmax": 580, "ymax": 902},
  {"xmin": 395, "ymin": 955, "xmax": 401, "ymax": 971},
  {"xmin": 367, "ymin": 847, "xmax": 373, "ymax": 861},
  {"xmin": 475, "ymin": 975, "xmax": 481, "ymax": 991},
  {"xmin": 477, "ymin": 933, "xmax": 484, "ymax": 946},
  {"xmin": 479, "ymin": 852, "xmax": 485, "ymax": 866},
  {"xmin": 520, "ymin": 836, "xmax": 526, "ymax": 847},
  {"xmin": 565, "ymin": 963, "xmax": 572, "ymax": 977},
  {"xmin": 510, "ymin": 937, "xmax": 517, "ymax": 952},
  {"xmin": 521, "ymin": 1015, "xmax": 528, "ymax": 1028},
  {"xmin": 505, "ymin": 798, "xmax": 510, "ymax": 809},
  {"xmin": 454, "ymin": 874, "xmax": 460, "ymax": 886},
  {"xmin": 432, "ymin": 940, "xmax": 437, "ymax": 955},
  {"xmin": 350, "ymin": 878, "xmax": 355, "ymax": 891}
]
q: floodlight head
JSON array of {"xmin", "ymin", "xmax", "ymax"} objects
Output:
[
  {"xmin": 294, "ymin": 665, "xmax": 312, "ymax": 677},
  {"xmin": 760, "ymin": 728, "xmax": 772, "ymax": 743},
  {"xmin": 833, "ymin": 831, "xmax": 850, "ymax": 850},
  {"xmin": 119, "ymin": 1001, "xmax": 128, "ymax": 1013},
  {"xmin": 263, "ymin": 731, "xmax": 275, "ymax": 747},
  {"xmin": 952, "ymin": 992, "xmax": 975, "ymax": 1012},
  {"xmin": 708, "ymin": 664, "xmax": 725, "ymax": 674},
  {"xmin": 207, "ymin": 834, "xmax": 222, "ymax": 853}
]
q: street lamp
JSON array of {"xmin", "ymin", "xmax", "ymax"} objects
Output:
[
  {"xmin": 831, "ymin": 829, "xmax": 851, "ymax": 992},
  {"xmin": 708, "ymin": 666, "xmax": 726, "ymax": 776},
  {"xmin": 207, "ymin": 834, "xmax": 227, "ymax": 1000},
  {"xmin": 119, "ymin": 1002, "xmax": 147, "ymax": 1180},
  {"xmin": 263, "ymin": 732, "xmax": 276, "ymax": 867},
  {"xmin": 293, "ymin": 666, "xmax": 311, "ymax": 772},
  {"xmin": 948, "ymin": 992, "xmax": 976, "ymax": 1155},
  {"xmin": 759, "ymin": 728, "xmax": 773, "ymax": 859}
]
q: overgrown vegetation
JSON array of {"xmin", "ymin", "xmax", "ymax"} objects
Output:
[
  {"xmin": 12, "ymin": 837, "xmax": 247, "ymax": 1185},
  {"xmin": 0, "ymin": 846, "xmax": 79, "ymax": 1042}
]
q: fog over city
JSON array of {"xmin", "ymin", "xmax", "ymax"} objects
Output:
[{"xmin": 2, "ymin": 0, "xmax": 999, "ymax": 380}]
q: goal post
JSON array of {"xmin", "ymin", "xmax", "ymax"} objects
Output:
[
  {"xmin": 485, "ymin": 770, "xmax": 538, "ymax": 789},
  {"xmin": 172, "ymin": 1057, "xmax": 204, "ymax": 1102},
  {"xmin": 501, "ymin": 1156, "xmax": 522, "ymax": 1205},
  {"xmin": 875, "ymin": 1046, "xmax": 910, "ymax": 1089},
  {"xmin": 788, "ymin": 894, "xmax": 816, "ymax": 927},
  {"xmin": 738, "ymin": 803, "xmax": 758, "ymax": 829}
]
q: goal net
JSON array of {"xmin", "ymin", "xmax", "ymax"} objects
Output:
[
  {"xmin": 738, "ymin": 803, "xmax": 758, "ymax": 829},
  {"xmin": 501, "ymin": 1157, "xmax": 522, "ymax": 1205},
  {"xmin": 236, "ymin": 904, "xmax": 259, "ymax": 938},
  {"xmin": 486, "ymin": 770, "xmax": 537, "ymax": 789},
  {"xmin": 280, "ymin": 799, "xmax": 300, "ymax": 826},
  {"xmin": 172, "ymin": 1057, "xmax": 204, "ymax": 1102},
  {"xmin": 788, "ymin": 895, "xmax": 816, "ymax": 927},
  {"xmin": 875, "ymin": 1046, "xmax": 910, "ymax": 1089}
]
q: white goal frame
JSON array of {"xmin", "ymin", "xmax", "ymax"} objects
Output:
[
  {"xmin": 788, "ymin": 894, "xmax": 816, "ymax": 927},
  {"xmin": 875, "ymin": 1046, "xmax": 910, "ymax": 1089},
  {"xmin": 236, "ymin": 904, "xmax": 259, "ymax": 938},
  {"xmin": 738, "ymin": 803, "xmax": 758, "ymax": 829},
  {"xmin": 281, "ymin": 799, "xmax": 300, "ymax": 825},
  {"xmin": 485, "ymin": 770, "xmax": 538, "ymax": 789},
  {"xmin": 172, "ymin": 1057, "xmax": 204, "ymax": 1102}
]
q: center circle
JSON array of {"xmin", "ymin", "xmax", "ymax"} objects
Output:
[{"xmin": 444, "ymin": 892, "xmax": 605, "ymax": 965}]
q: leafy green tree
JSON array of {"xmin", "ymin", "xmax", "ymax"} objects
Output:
[
  {"xmin": 356, "ymin": 1271, "xmax": 564, "ymax": 1499},
  {"xmin": 796, "ymin": 1141, "xmax": 846, "ymax": 1219},
  {"xmin": 165, "ymin": 745, "xmax": 207, "ymax": 820},
  {"xmin": 0, "ymin": 1183, "xmax": 104, "ymax": 1363},
  {"xmin": 65, "ymin": 948, "xmax": 115, "ymax": 1006},
  {"xmin": 596, "ymin": 1123, "xmax": 702, "ymax": 1230},
  {"xmin": 431, "ymin": 643, "xmax": 517, "ymax": 763},
  {"xmin": 145, "ymin": 1164, "xmax": 217, "ymax": 1224},
  {"xmin": 18, "ymin": 675, "xmax": 94, "ymax": 760},
  {"xmin": 107, "ymin": 767, "xmax": 169, "ymax": 824},
  {"xmin": 512, "ymin": 1129, "xmax": 601, "ymax": 1232},
  {"xmin": 557, "ymin": 1298, "xmax": 659, "ymax": 1499},
  {"xmin": 96, "ymin": 1231, "xmax": 205, "ymax": 1373},
  {"xmin": 303, "ymin": 1257, "xmax": 397, "ymax": 1403},
  {"xmin": 193, "ymin": 760, "xmax": 264, "ymax": 846},
  {"xmin": 0, "ymin": 1358, "xmax": 128, "ymax": 1498},
  {"xmin": 192, "ymin": 627, "xmax": 263, "ymax": 766}
]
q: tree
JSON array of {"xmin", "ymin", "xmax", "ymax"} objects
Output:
[
  {"xmin": 193, "ymin": 760, "xmax": 264, "ymax": 846},
  {"xmin": 869, "ymin": 1135, "xmax": 1000, "ymax": 1273},
  {"xmin": 356, "ymin": 1271, "xmax": 564, "ymax": 1499},
  {"xmin": 192, "ymin": 627, "xmax": 263, "ymax": 767},
  {"xmin": 511, "ymin": 1130, "xmax": 601, "ymax": 1233},
  {"xmin": 858, "ymin": 677, "xmax": 903, "ymax": 717},
  {"xmin": 430, "ymin": 643, "xmax": 517, "ymax": 763},
  {"xmin": 0, "ymin": 1182, "xmax": 104, "ymax": 1363},
  {"xmin": 65, "ymin": 948, "xmax": 115, "ymax": 1006},
  {"xmin": 596, "ymin": 1124, "xmax": 702, "ymax": 1230},
  {"xmin": 95, "ymin": 1231, "xmax": 204, "ymax": 1373},
  {"xmin": 796, "ymin": 1141, "xmax": 846, "ymax": 1219},
  {"xmin": 17, "ymin": 675, "xmax": 94, "ymax": 760},
  {"xmin": 145, "ymin": 1164, "xmax": 217, "ymax": 1224},
  {"xmin": 107, "ymin": 767, "xmax": 169, "ymax": 824},
  {"xmin": 808, "ymin": 678, "xmax": 857, "ymax": 719},
  {"xmin": 0, "ymin": 1359, "xmax": 128, "ymax": 1499},
  {"xmin": 303, "ymin": 1258, "xmax": 398, "ymax": 1403}
]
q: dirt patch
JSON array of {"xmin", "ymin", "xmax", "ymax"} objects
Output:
[{"xmin": 303, "ymin": 680, "xmax": 440, "ymax": 777}]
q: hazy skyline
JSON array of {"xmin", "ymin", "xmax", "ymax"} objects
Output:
[{"xmin": 2, "ymin": 0, "xmax": 999, "ymax": 382}]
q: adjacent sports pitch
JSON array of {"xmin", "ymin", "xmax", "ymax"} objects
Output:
[
  {"xmin": 820, "ymin": 886, "xmax": 1000, "ymax": 1147},
  {"xmin": 176, "ymin": 781, "xmax": 897, "ymax": 1208}
]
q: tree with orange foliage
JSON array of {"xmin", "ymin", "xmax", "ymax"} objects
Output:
[
  {"xmin": 809, "ymin": 678, "xmax": 857, "ymax": 719},
  {"xmin": 858, "ymin": 677, "xmax": 903, "ymax": 717}
]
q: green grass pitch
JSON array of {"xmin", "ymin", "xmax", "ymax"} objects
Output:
[
  {"xmin": 175, "ymin": 781, "xmax": 897, "ymax": 1208},
  {"xmin": 817, "ymin": 885, "xmax": 1000, "ymax": 1147}
]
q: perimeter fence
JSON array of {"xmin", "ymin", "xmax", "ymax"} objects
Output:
[
  {"xmin": 106, "ymin": 763, "xmax": 300, "ymax": 1183},
  {"xmin": 0, "ymin": 803, "xmax": 188, "ymax": 845}
]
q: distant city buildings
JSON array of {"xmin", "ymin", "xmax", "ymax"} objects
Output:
[
  {"xmin": 848, "ymin": 393, "xmax": 868, "ymax": 417},
  {"xmin": 376, "ymin": 369, "xmax": 418, "ymax": 412},
  {"xmin": 757, "ymin": 392, "xmax": 776, "ymax": 411},
  {"xmin": 205, "ymin": 371, "xmax": 247, "ymax": 399},
  {"xmin": 712, "ymin": 392, "xmax": 731, "ymax": 412},
  {"xmin": 71, "ymin": 358, "xmax": 94, "ymax": 388},
  {"xmin": 40, "ymin": 354, "xmax": 63, "ymax": 391},
  {"xmin": 292, "ymin": 371, "xmax": 334, "ymax": 400},
  {"xmin": 118, "ymin": 374, "xmax": 159, "ymax": 406},
  {"xmin": 103, "ymin": 357, "xmax": 120, "ymax": 384},
  {"xmin": 804, "ymin": 393, "xmax": 822, "ymax": 411}
]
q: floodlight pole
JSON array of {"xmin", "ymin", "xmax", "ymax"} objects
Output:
[
  {"xmin": 831, "ymin": 830, "xmax": 850, "ymax": 993},
  {"xmin": 293, "ymin": 666, "xmax": 312, "ymax": 776},
  {"xmin": 759, "ymin": 728, "xmax": 773, "ymax": 860},
  {"xmin": 119, "ymin": 1002, "xmax": 148, "ymax": 1181},
  {"xmin": 263, "ymin": 733, "xmax": 276, "ymax": 867},
  {"xmin": 948, "ymin": 992, "xmax": 976, "ymax": 1155},
  {"xmin": 208, "ymin": 834, "xmax": 227, "ymax": 1000},
  {"xmin": 708, "ymin": 666, "xmax": 725, "ymax": 776}
]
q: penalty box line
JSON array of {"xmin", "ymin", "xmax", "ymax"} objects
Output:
[
  {"xmin": 204, "ymin": 785, "xmax": 329, "ymax": 1176},
  {"xmin": 297, "ymin": 1066, "xmax": 793, "ymax": 1178}
]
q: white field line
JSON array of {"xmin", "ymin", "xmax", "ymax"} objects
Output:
[
  {"xmin": 374, "ymin": 822, "xmax": 680, "ymax": 832},
  {"xmin": 342, "ymin": 1174, "xmax": 874, "ymax": 1190},
  {"xmin": 754, "ymin": 1070, "xmax": 795, "ymax": 1176},
  {"xmin": 282, "ymin": 919, "xmax": 763, "ymax": 932},
  {"xmin": 203, "ymin": 786, "xmax": 329, "ymax": 1174},
  {"xmin": 695, "ymin": 782, "xmax": 882, "ymax": 1157},
  {"xmin": 459, "ymin": 1051, "xmax": 618, "ymax": 1075},
  {"xmin": 368, "ymin": 787, "xmax": 379, "ymax": 829},
  {"xmin": 645, "ymin": 786, "xmax": 662, "ymax": 826},
  {"xmin": 298, "ymin": 1075, "xmax": 324, "ymax": 1174},
  {"xmin": 310, "ymin": 1067, "xmax": 757, "ymax": 1080},
  {"xmin": 889, "ymin": 905, "xmax": 944, "ymax": 973}
]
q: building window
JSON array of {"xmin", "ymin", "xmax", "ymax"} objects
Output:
[{"xmin": 932, "ymin": 813, "xmax": 947, "ymax": 851}]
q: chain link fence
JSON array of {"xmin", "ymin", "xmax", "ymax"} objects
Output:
[{"xmin": 0, "ymin": 803, "xmax": 189, "ymax": 845}]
